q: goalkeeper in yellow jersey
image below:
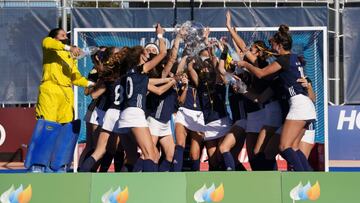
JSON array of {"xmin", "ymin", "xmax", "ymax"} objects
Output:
[
  {"xmin": 25, "ymin": 28, "xmax": 95, "ymax": 172},
  {"xmin": 36, "ymin": 28, "xmax": 94, "ymax": 122}
]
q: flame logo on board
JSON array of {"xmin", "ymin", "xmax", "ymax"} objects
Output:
[
  {"xmin": 290, "ymin": 181, "xmax": 320, "ymax": 202},
  {"xmin": 0, "ymin": 185, "xmax": 32, "ymax": 203},
  {"xmin": 194, "ymin": 183, "xmax": 224, "ymax": 203},
  {"xmin": 102, "ymin": 186, "xmax": 128, "ymax": 203}
]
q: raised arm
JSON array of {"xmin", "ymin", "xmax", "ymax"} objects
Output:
[
  {"xmin": 176, "ymin": 56, "xmax": 188, "ymax": 75},
  {"xmin": 217, "ymin": 47, "xmax": 227, "ymax": 77},
  {"xmin": 42, "ymin": 37, "xmax": 80, "ymax": 56},
  {"xmin": 226, "ymin": 11, "xmax": 257, "ymax": 63},
  {"xmin": 187, "ymin": 60, "xmax": 199, "ymax": 87},
  {"xmin": 143, "ymin": 24, "xmax": 167, "ymax": 73},
  {"xmin": 162, "ymin": 34, "xmax": 181, "ymax": 78},
  {"xmin": 238, "ymin": 60, "xmax": 281, "ymax": 79},
  {"xmin": 232, "ymin": 34, "xmax": 245, "ymax": 60}
]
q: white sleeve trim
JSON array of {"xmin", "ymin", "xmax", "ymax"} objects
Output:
[
  {"xmin": 64, "ymin": 45, "xmax": 71, "ymax": 51},
  {"xmin": 87, "ymin": 81, "xmax": 95, "ymax": 87}
]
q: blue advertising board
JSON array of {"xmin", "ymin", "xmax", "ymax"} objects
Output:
[{"xmin": 328, "ymin": 106, "xmax": 360, "ymax": 171}]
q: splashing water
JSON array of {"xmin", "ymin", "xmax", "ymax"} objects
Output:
[{"xmin": 175, "ymin": 21, "xmax": 207, "ymax": 57}]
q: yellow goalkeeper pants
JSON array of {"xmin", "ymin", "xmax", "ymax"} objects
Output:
[{"xmin": 35, "ymin": 82, "xmax": 74, "ymax": 123}]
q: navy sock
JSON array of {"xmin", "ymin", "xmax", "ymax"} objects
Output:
[
  {"xmin": 124, "ymin": 164, "xmax": 134, "ymax": 172},
  {"xmin": 191, "ymin": 159, "xmax": 200, "ymax": 171},
  {"xmin": 172, "ymin": 145, "xmax": 184, "ymax": 172},
  {"xmin": 114, "ymin": 151, "xmax": 125, "ymax": 172},
  {"xmin": 79, "ymin": 156, "xmax": 96, "ymax": 172},
  {"xmin": 99, "ymin": 153, "xmax": 114, "ymax": 172},
  {"xmin": 296, "ymin": 150, "xmax": 313, "ymax": 171},
  {"xmin": 91, "ymin": 160, "xmax": 101, "ymax": 172},
  {"xmin": 263, "ymin": 158, "xmax": 277, "ymax": 171},
  {"xmin": 280, "ymin": 148, "xmax": 304, "ymax": 171},
  {"xmin": 222, "ymin": 152, "xmax": 235, "ymax": 171},
  {"xmin": 159, "ymin": 160, "xmax": 172, "ymax": 172},
  {"xmin": 249, "ymin": 153, "xmax": 266, "ymax": 171},
  {"xmin": 79, "ymin": 149, "xmax": 94, "ymax": 167},
  {"xmin": 143, "ymin": 159, "xmax": 158, "ymax": 172},
  {"xmin": 133, "ymin": 158, "xmax": 144, "ymax": 172}
]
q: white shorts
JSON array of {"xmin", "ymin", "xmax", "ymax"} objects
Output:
[
  {"xmin": 301, "ymin": 130, "xmax": 315, "ymax": 144},
  {"xmin": 147, "ymin": 116, "xmax": 172, "ymax": 137},
  {"xmin": 246, "ymin": 109, "xmax": 265, "ymax": 133},
  {"xmin": 264, "ymin": 101, "xmax": 282, "ymax": 128},
  {"xmin": 286, "ymin": 94, "xmax": 316, "ymax": 121},
  {"xmin": 204, "ymin": 117, "xmax": 231, "ymax": 141},
  {"xmin": 233, "ymin": 119, "xmax": 247, "ymax": 130},
  {"xmin": 175, "ymin": 107, "xmax": 206, "ymax": 132},
  {"xmin": 118, "ymin": 107, "xmax": 148, "ymax": 128},
  {"xmin": 102, "ymin": 108, "xmax": 121, "ymax": 133},
  {"xmin": 89, "ymin": 107, "xmax": 105, "ymax": 126}
]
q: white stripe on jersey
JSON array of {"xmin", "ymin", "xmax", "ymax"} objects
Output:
[
  {"xmin": 288, "ymin": 86, "xmax": 296, "ymax": 97},
  {"xmin": 155, "ymin": 100, "xmax": 165, "ymax": 119},
  {"xmin": 137, "ymin": 94, "xmax": 142, "ymax": 109}
]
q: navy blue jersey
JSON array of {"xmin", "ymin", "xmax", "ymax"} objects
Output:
[
  {"xmin": 240, "ymin": 58, "xmax": 269, "ymax": 113},
  {"xmin": 269, "ymin": 77, "xmax": 285, "ymax": 101},
  {"xmin": 181, "ymin": 86, "xmax": 202, "ymax": 111},
  {"xmin": 198, "ymin": 82, "xmax": 227, "ymax": 124},
  {"xmin": 86, "ymin": 69, "xmax": 98, "ymax": 112},
  {"xmin": 147, "ymin": 88, "xmax": 177, "ymax": 123},
  {"xmin": 276, "ymin": 54, "xmax": 308, "ymax": 99},
  {"xmin": 95, "ymin": 94, "xmax": 108, "ymax": 111},
  {"xmin": 124, "ymin": 67, "xmax": 149, "ymax": 110},
  {"xmin": 229, "ymin": 92, "xmax": 247, "ymax": 123},
  {"xmin": 248, "ymin": 58, "xmax": 270, "ymax": 95},
  {"xmin": 87, "ymin": 69, "xmax": 107, "ymax": 111},
  {"xmin": 105, "ymin": 78, "xmax": 125, "ymax": 110}
]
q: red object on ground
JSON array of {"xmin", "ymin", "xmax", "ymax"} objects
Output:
[{"xmin": 0, "ymin": 107, "xmax": 36, "ymax": 162}]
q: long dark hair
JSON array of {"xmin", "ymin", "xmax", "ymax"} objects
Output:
[
  {"xmin": 48, "ymin": 28, "xmax": 63, "ymax": 38},
  {"xmin": 100, "ymin": 47, "xmax": 129, "ymax": 81},
  {"xmin": 148, "ymin": 49, "xmax": 173, "ymax": 78},
  {"xmin": 253, "ymin": 40, "xmax": 272, "ymax": 61},
  {"xmin": 124, "ymin": 46, "xmax": 144, "ymax": 72},
  {"xmin": 272, "ymin": 24, "xmax": 292, "ymax": 51}
]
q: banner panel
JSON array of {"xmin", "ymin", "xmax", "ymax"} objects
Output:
[
  {"xmin": 186, "ymin": 172, "xmax": 282, "ymax": 203},
  {"xmin": 90, "ymin": 173, "xmax": 186, "ymax": 203},
  {"xmin": 281, "ymin": 172, "xmax": 360, "ymax": 203},
  {"xmin": 0, "ymin": 174, "xmax": 92, "ymax": 203},
  {"xmin": 328, "ymin": 106, "xmax": 360, "ymax": 170}
]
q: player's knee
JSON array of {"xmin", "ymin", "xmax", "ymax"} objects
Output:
[
  {"xmin": 219, "ymin": 143, "xmax": 229, "ymax": 154},
  {"xmin": 279, "ymin": 143, "xmax": 290, "ymax": 152}
]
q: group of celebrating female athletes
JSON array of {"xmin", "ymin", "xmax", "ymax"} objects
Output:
[{"xmin": 78, "ymin": 11, "xmax": 317, "ymax": 173}]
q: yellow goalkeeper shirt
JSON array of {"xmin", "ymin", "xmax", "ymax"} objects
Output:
[{"xmin": 41, "ymin": 37, "xmax": 88, "ymax": 87}]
